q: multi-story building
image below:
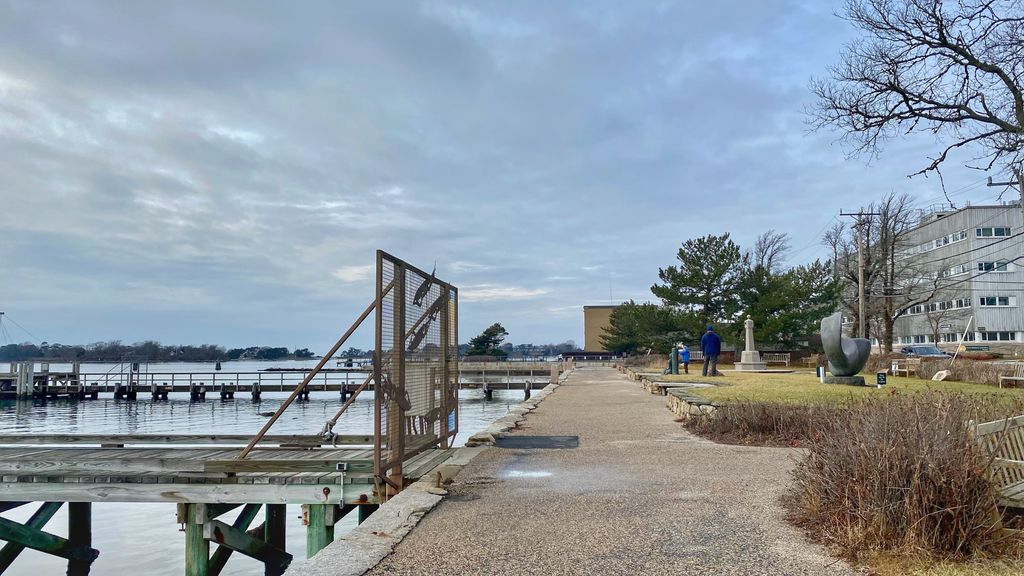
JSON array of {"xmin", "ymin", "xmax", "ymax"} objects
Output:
[
  {"xmin": 890, "ymin": 202, "xmax": 1023, "ymax": 353},
  {"xmin": 582, "ymin": 305, "xmax": 616, "ymax": 352}
]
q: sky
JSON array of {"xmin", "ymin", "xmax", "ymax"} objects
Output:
[{"xmin": 0, "ymin": 1, "xmax": 1011, "ymax": 352}]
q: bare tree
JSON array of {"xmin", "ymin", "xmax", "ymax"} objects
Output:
[
  {"xmin": 870, "ymin": 192, "xmax": 944, "ymax": 351},
  {"xmin": 813, "ymin": 0, "xmax": 1024, "ymax": 180},
  {"xmin": 823, "ymin": 192, "xmax": 947, "ymax": 351},
  {"xmin": 752, "ymin": 230, "xmax": 791, "ymax": 272},
  {"xmin": 823, "ymin": 220, "xmax": 883, "ymax": 338},
  {"xmin": 923, "ymin": 290, "xmax": 972, "ymax": 345}
]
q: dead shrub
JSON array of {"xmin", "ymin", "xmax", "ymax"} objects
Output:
[
  {"xmin": 785, "ymin": 393, "xmax": 1024, "ymax": 560},
  {"xmin": 684, "ymin": 401, "xmax": 830, "ymax": 446},
  {"xmin": 864, "ymin": 353, "xmax": 903, "ymax": 374},
  {"xmin": 917, "ymin": 358, "xmax": 1008, "ymax": 386},
  {"xmin": 619, "ymin": 353, "xmax": 668, "ymax": 371}
]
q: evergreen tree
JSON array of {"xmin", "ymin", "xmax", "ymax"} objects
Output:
[{"xmin": 651, "ymin": 234, "xmax": 746, "ymax": 328}]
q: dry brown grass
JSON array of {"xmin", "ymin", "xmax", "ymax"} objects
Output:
[{"xmin": 785, "ymin": 393, "xmax": 1024, "ymax": 562}]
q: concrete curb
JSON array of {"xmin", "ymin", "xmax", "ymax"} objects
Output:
[{"xmin": 285, "ymin": 378, "xmax": 564, "ymax": 576}]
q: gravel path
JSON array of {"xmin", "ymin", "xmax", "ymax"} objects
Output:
[{"xmin": 367, "ymin": 367, "xmax": 856, "ymax": 576}]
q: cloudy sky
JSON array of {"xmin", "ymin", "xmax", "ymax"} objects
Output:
[{"xmin": 0, "ymin": 1, "xmax": 1007, "ymax": 352}]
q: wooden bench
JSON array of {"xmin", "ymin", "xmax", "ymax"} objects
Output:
[
  {"xmin": 690, "ymin": 351, "xmax": 704, "ymax": 362},
  {"xmin": 762, "ymin": 353, "xmax": 791, "ymax": 366},
  {"xmin": 974, "ymin": 415, "xmax": 1024, "ymax": 509},
  {"xmin": 999, "ymin": 363, "xmax": 1024, "ymax": 388},
  {"xmin": 801, "ymin": 355, "xmax": 820, "ymax": 369},
  {"xmin": 891, "ymin": 357, "xmax": 922, "ymax": 377}
]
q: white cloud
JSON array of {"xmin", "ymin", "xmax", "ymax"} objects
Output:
[
  {"xmin": 331, "ymin": 264, "xmax": 375, "ymax": 283},
  {"xmin": 450, "ymin": 260, "xmax": 494, "ymax": 273},
  {"xmin": 205, "ymin": 125, "xmax": 265, "ymax": 147},
  {"xmin": 460, "ymin": 284, "xmax": 549, "ymax": 302}
]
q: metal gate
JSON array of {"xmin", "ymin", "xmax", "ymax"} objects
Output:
[{"xmin": 374, "ymin": 251, "xmax": 458, "ymax": 492}]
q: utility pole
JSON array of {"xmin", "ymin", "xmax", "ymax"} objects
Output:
[
  {"xmin": 987, "ymin": 166, "xmax": 1024, "ymax": 225},
  {"xmin": 840, "ymin": 210, "xmax": 881, "ymax": 339}
]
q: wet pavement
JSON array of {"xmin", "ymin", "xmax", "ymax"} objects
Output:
[{"xmin": 366, "ymin": 366, "xmax": 857, "ymax": 576}]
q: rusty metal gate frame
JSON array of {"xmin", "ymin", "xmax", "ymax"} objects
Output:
[{"xmin": 374, "ymin": 250, "xmax": 458, "ymax": 494}]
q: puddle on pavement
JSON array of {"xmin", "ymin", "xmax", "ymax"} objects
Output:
[{"xmin": 502, "ymin": 470, "xmax": 554, "ymax": 478}]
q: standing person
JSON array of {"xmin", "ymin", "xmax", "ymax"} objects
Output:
[
  {"xmin": 679, "ymin": 344, "xmax": 690, "ymax": 374},
  {"xmin": 700, "ymin": 326, "xmax": 722, "ymax": 376}
]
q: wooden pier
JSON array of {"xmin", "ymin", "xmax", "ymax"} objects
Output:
[
  {"xmin": 0, "ymin": 362, "xmax": 562, "ymax": 401},
  {"xmin": 0, "ymin": 434, "xmax": 452, "ymax": 575},
  {"xmin": 0, "ymin": 251, "xmax": 481, "ymax": 575}
]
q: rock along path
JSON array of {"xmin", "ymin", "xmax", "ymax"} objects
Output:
[{"xmin": 367, "ymin": 366, "xmax": 857, "ymax": 576}]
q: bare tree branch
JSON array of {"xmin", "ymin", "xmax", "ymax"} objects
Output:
[{"xmin": 812, "ymin": 0, "xmax": 1024, "ymax": 177}]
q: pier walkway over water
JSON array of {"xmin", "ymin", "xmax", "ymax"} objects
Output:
[{"xmin": 365, "ymin": 367, "xmax": 854, "ymax": 576}]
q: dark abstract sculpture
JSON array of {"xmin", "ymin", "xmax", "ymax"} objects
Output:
[{"xmin": 820, "ymin": 312, "xmax": 871, "ymax": 384}]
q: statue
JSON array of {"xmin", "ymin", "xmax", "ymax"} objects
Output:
[
  {"xmin": 820, "ymin": 312, "xmax": 871, "ymax": 385},
  {"xmin": 733, "ymin": 316, "xmax": 767, "ymax": 371}
]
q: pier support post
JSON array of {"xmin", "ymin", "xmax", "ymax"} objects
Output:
[
  {"xmin": 302, "ymin": 504, "xmax": 333, "ymax": 559},
  {"xmin": 184, "ymin": 504, "xmax": 209, "ymax": 576},
  {"xmin": 16, "ymin": 362, "xmax": 33, "ymax": 400},
  {"xmin": 264, "ymin": 505, "xmax": 286, "ymax": 576},
  {"xmin": 357, "ymin": 504, "xmax": 378, "ymax": 524},
  {"xmin": 67, "ymin": 502, "xmax": 92, "ymax": 576}
]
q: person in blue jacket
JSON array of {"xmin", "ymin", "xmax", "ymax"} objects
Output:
[
  {"xmin": 700, "ymin": 326, "xmax": 722, "ymax": 376},
  {"xmin": 678, "ymin": 344, "xmax": 690, "ymax": 374}
]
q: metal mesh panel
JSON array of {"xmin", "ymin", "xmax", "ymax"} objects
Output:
[{"xmin": 375, "ymin": 251, "xmax": 458, "ymax": 488}]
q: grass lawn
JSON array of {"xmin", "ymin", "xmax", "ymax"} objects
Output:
[{"xmin": 651, "ymin": 369, "xmax": 1024, "ymax": 403}]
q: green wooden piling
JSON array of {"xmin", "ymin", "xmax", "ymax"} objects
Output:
[
  {"xmin": 67, "ymin": 502, "xmax": 92, "ymax": 576},
  {"xmin": 304, "ymin": 504, "xmax": 332, "ymax": 559},
  {"xmin": 185, "ymin": 503, "xmax": 209, "ymax": 576}
]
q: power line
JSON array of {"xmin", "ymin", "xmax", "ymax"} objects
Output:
[
  {"xmin": 2, "ymin": 315, "xmax": 42, "ymax": 344},
  {"xmin": 788, "ymin": 215, "xmax": 840, "ymax": 260},
  {"xmin": 873, "ymin": 255, "xmax": 1024, "ymax": 298},
  {"xmin": 912, "ymin": 233, "xmax": 1024, "ymax": 267}
]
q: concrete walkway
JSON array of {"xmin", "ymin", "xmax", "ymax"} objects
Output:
[{"xmin": 367, "ymin": 367, "xmax": 856, "ymax": 576}]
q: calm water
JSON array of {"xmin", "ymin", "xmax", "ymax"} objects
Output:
[{"xmin": 0, "ymin": 361, "xmax": 525, "ymax": 575}]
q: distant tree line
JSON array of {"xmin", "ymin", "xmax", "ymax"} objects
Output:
[{"xmin": 0, "ymin": 340, "xmax": 315, "ymax": 362}]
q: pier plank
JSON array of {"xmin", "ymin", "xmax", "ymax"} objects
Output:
[{"xmin": 0, "ymin": 481, "xmax": 353, "ymax": 504}]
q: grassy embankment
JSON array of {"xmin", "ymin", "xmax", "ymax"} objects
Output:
[{"xmin": 656, "ymin": 369, "xmax": 1024, "ymax": 403}]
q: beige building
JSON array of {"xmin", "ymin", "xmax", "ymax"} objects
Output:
[{"xmin": 583, "ymin": 305, "xmax": 617, "ymax": 351}]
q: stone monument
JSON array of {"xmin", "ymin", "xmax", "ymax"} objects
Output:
[
  {"xmin": 820, "ymin": 311, "xmax": 871, "ymax": 385},
  {"xmin": 733, "ymin": 316, "xmax": 768, "ymax": 371}
]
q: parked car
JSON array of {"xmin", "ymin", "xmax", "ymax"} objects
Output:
[{"xmin": 899, "ymin": 345, "xmax": 952, "ymax": 358}]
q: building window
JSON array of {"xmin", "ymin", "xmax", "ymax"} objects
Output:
[
  {"xmin": 979, "ymin": 331, "xmax": 1017, "ymax": 341},
  {"xmin": 928, "ymin": 229, "xmax": 969, "ymax": 250},
  {"xmin": 978, "ymin": 261, "xmax": 1010, "ymax": 272},
  {"xmin": 943, "ymin": 263, "xmax": 969, "ymax": 277},
  {"xmin": 979, "ymin": 296, "xmax": 1016, "ymax": 307},
  {"xmin": 913, "ymin": 335, "xmax": 927, "ymax": 343},
  {"xmin": 941, "ymin": 333, "xmax": 960, "ymax": 342},
  {"xmin": 977, "ymin": 226, "xmax": 1012, "ymax": 238}
]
